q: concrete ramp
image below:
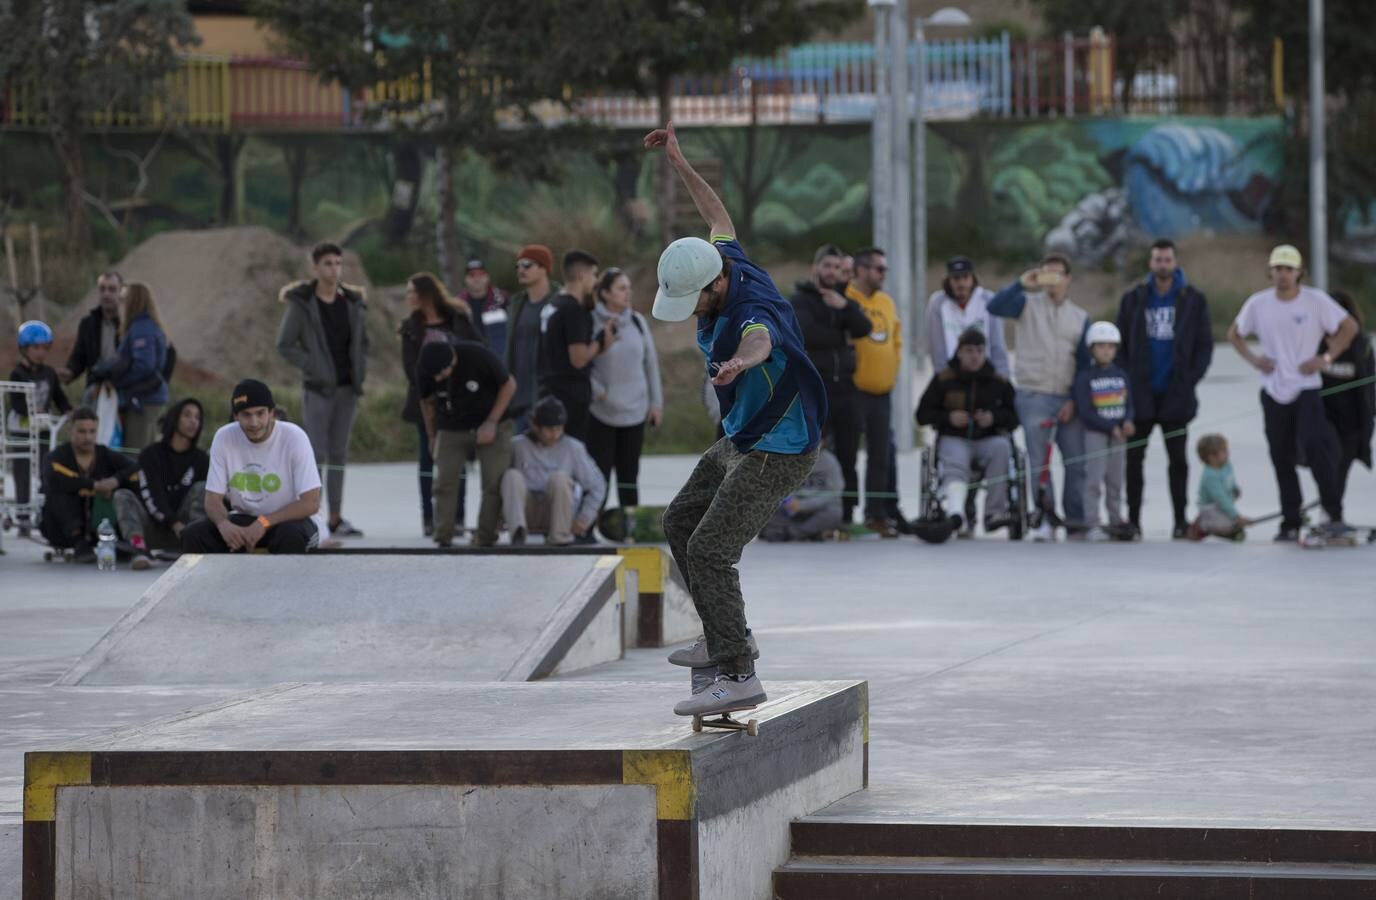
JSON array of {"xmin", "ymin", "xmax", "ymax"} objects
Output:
[
  {"xmin": 58, "ymin": 554, "xmax": 624, "ymax": 686},
  {"xmin": 24, "ymin": 679, "xmax": 867, "ymax": 900}
]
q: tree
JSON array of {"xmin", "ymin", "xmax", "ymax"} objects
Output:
[
  {"xmin": 0, "ymin": 0, "xmax": 198, "ymax": 256},
  {"xmin": 599, "ymin": 0, "xmax": 863, "ymax": 243},
  {"xmin": 251, "ymin": 0, "xmax": 605, "ymax": 286}
]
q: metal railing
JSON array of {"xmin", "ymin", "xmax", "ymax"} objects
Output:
[{"xmin": 0, "ymin": 34, "xmax": 1280, "ymax": 132}]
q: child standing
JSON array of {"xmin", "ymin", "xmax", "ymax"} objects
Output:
[
  {"xmin": 7, "ymin": 321, "xmax": 72, "ymax": 533},
  {"xmin": 1074, "ymin": 321, "xmax": 1135, "ymax": 541},
  {"xmin": 1190, "ymin": 433, "xmax": 1250, "ymax": 540}
]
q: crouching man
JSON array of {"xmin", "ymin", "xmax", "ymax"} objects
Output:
[{"xmin": 180, "ymin": 380, "xmax": 323, "ymax": 554}]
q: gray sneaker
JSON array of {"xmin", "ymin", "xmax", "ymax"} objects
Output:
[
  {"xmin": 673, "ymin": 673, "xmax": 767, "ymax": 717},
  {"xmin": 667, "ymin": 633, "xmax": 760, "ymax": 667}
]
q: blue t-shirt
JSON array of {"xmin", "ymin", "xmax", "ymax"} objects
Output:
[
  {"xmin": 697, "ymin": 238, "xmax": 827, "ymax": 454},
  {"xmin": 1145, "ymin": 270, "xmax": 1182, "ymax": 395}
]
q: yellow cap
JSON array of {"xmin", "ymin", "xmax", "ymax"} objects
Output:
[{"xmin": 1268, "ymin": 244, "xmax": 1302, "ymax": 269}]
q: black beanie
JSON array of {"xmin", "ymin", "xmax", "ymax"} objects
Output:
[
  {"xmin": 532, "ymin": 395, "xmax": 567, "ymax": 427},
  {"xmin": 231, "ymin": 379, "xmax": 275, "ymax": 414},
  {"xmin": 416, "ymin": 341, "xmax": 458, "ymax": 398},
  {"xmin": 956, "ymin": 327, "xmax": 986, "ymax": 348}
]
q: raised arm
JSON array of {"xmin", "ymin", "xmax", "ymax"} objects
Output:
[{"xmin": 645, "ymin": 122, "xmax": 734, "ymax": 238}]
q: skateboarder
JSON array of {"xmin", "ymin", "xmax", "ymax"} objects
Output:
[{"xmin": 644, "ymin": 121, "xmax": 827, "ymax": 718}]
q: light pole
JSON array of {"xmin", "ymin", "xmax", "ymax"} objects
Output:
[
  {"xmin": 870, "ymin": 0, "xmax": 894, "ymax": 254},
  {"xmin": 1309, "ymin": 0, "xmax": 1327, "ymax": 291},
  {"xmin": 905, "ymin": 6, "xmax": 971, "ymax": 452}
]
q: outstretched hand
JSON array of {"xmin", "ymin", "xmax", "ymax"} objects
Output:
[
  {"xmin": 710, "ymin": 358, "xmax": 748, "ymax": 386},
  {"xmin": 643, "ymin": 121, "xmax": 684, "ymax": 164}
]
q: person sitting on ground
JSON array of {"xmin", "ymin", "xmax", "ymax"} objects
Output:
[
  {"xmin": 40, "ymin": 407, "xmax": 137, "ymax": 563},
  {"xmin": 1075, "ymin": 321, "xmax": 1136, "ymax": 542},
  {"xmin": 113, "ymin": 397, "xmax": 208, "ymax": 570},
  {"xmin": 915, "ymin": 328, "xmax": 1019, "ymax": 536},
  {"xmin": 500, "ymin": 396, "xmax": 606, "ymax": 546},
  {"xmin": 760, "ymin": 444, "xmax": 844, "ymax": 542},
  {"xmin": 180, "ymin": 380, "xmax": 323, "ymax": 554},
  {"xmin": 7, "ymin": 320, "xmax": 71, "ymax": 534},
  {"xmin": 1189, "ymin": 433, "xmax": 1250, "ymax": 541},
  {"xmin": 417, "ymin": 339, "xmax": 517, "ymax": 549}
]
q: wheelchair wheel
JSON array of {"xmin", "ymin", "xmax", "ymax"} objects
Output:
[
  {"xmin": 918, "ymin": 447, "xmax": 944, "ymax": 520},
  {"xmin": 1007, "ymin": 445, "xmax": 1029, "ymax": 541}
]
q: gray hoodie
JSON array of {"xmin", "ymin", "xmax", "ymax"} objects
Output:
[
  {"xmin": 590, "ymin": 303, "xmax": 664, "ymax": 428},
  {"xmin": 510, "ymin": 433, "xmax": 607, "ymax": 522}
]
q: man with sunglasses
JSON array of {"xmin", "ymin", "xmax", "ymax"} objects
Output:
[
  {"xmin": 644, "ymin": 121, "xmax": 827, "ymax": 720},
  {"xmin": 846, "ymin": 247, "xmax": 903, "ymax": 536},
  {"xmin": 503, "ymin": 245, "xmax": 557, "ymax": 430}
]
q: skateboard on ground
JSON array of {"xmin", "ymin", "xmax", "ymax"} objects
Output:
[
  {"xmin": 597, "ymin": 506, "xmax": 667, "ymax": 543},
  {"xmin": 1298, "ymin": 526, "xmax": 1373, "ymax": 549},
  {"xmin": 688, "ymin": 665, "xmax": 759, "ymax": 737}
]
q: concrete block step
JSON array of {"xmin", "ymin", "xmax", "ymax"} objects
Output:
[{"xmin": 773, "ymin": 854, "xmax": 1376, "ymax": 899}]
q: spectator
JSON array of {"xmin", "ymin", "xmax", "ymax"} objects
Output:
[
  {"xmin": 40, "ymin": 407, "xmax": 137, "ymax": 563},
  {"xmin": 839, "ymin": 255, "xmax": 854, "ymax": 284},
  {"xmin": 1115, "ymin": 238, "xmax": 1213, "ymax": 539},
  {"xmin": 181, "ymin": 380, "xmax": 323, "ymax": 554},
  {"xmin": 588, "ymin": 267, "xmax": 663, "ymax": 509},
  {"xmin": 7, "ymin": 320, "xmax": 71, "ymax": 532},
  {"xmin": 790, "ymin": 243, "xmax": 871, "ymax": 523},
  {"xmin": 760, "ymin": 446, "xmax": 844, "ymax": 542},
  {"xmin": 503, "ymin": 244, "xmax": 557, "ymax": 429},
  {"xmin": 845, "ymin": 247, "xmax": 901, "ymax": 536},
  {"xmin": 1227, "ymin": 244, "xmax": 1359, "ymax": 541},
  {"xmin": 88, "ymin": 282, "xmax": 168, "ymax": 452},
  {"xmin": 1075, "ymin": 322, "xmax": 1135, "ymax": 542},
  {"xmin": 113, "ymin": 397, "xmax": 208, "ymax": 570},
  {"xmin": 540, "ymin": 249, "xmax": 612, "ymax": 443},
  {"xmin": 915, "ymin": 328, "xmax": 1018, "ymax": 535},
  {"xmin": 989, "ymin": 255, "xmax": 1091, "ymax": 540},
  {"xmin": 500, "ymin": 396, "xmax": 606, "ymax": 546},
  {"xmin": 417, "ymin": 340, "xmax": 517, "ymax": 548},
  {"xmin": 1319, "ymin": 291, "xmax": 1374, "ymax": 508},
  {"xmin": 276, "ymin": 241, "xmax": 368, "ymax": 538},
  {"xmin": 925, "ymin": 256, "xmax": 1010, "ymax": 377},
  {"xmin": 457, "ymin": 258, "xmax": 508, "ymax": 350},
  {"xmin": 1188, "ymin": 433, "xmax": 1249, "ymax": 541},
  {"xmin": 399, "ymin": 271, "xmax": 482, "ymax": 537},
  {"xmin": 59, "ymin": 271, "xmax": 122, "ymax": 393}
]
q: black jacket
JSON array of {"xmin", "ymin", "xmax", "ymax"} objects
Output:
[
  {"xmin": 65, "ymin": 307, "xmax": 177, "ymax": 388},
  {"xmin": 47, "ymin": 441, "xmax": 138, "ymax": 497},
  {"xmin": 1114, "ymin": 278, "xmax": 1212, "ymax": 422},
  {"xmin": 135, "ymin": 398, "xmax": 210, "ymax": 525},
  {"xmin": 789, "ymin": 281, "xmax": 871, "ymax": 387},
  {"xmin": 1321, "ymin": 332, "xmax": 1375, "ymax": 469},
  {"xmin": 916, "ymin": 359, "xmax": 1019, "ymax": 441},
  {"xmin": 399, "ymin": 311, "xmax": 483, "ymax": 424}
]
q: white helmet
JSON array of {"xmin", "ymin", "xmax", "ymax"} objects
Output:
[
  {"xmin": 653, "ymin": 237, "xmax": 723, "ymax": 322},
  {"xmin": 1086, "ymin": 321, "xmax": 1121, "ymax": 346}
]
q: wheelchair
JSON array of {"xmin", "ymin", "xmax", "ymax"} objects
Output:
[{"xmin": 914, "ymin": 432, "xmax": 1030, "ymax": 543}]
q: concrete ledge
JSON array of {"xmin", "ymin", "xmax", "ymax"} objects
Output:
[
  {"xmin": 319, "ymin": 545, "xmax": 701, "ymax": 648},
  {"xmin": 58, "ymin": 554, "xmax": 624, "ymax": 686},
  {"xmin": 24, "ymin": 680, "xmax": 867, "ymax": 900}
]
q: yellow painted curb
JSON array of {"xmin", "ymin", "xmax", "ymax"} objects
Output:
[
  {"xmin": 24, "ymin": 752, "xmax": 92, "ymax": 822},
  {"xmin": 623, "ymin": 749, "xmax": 694, "ymax": 821},
  {"xmin": 617, "ymin": 547, "xmax": 665, "ymax": 594}
]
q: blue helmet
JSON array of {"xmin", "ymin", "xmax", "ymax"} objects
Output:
[{"xmin": 17, "ymin": 320, "xmax": 54, "ymax": 348}]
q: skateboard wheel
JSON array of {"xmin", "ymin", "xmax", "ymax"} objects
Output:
[
  {"xmin": 746, "ymin": 720, "xmax": 759, "ymax": 737},
  {"xmin": 691, "ymin": 716, "xmax": 703, "ymax": 732}
]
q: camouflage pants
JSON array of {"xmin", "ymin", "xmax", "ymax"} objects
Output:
[{"xmin": 663, "ymin": 437, "xmax": 818, "ymax": 675}]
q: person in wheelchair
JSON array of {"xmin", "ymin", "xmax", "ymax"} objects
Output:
[{"xmin": 915, "ymin": 328, "xmax": 1019, "ymax": 537}]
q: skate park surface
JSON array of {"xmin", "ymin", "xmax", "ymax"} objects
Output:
[{"xmin": 4, "ymin": 345, "xmax": 1376, "ymax": 896}]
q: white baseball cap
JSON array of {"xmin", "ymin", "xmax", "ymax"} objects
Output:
[
  {"xmin": 1268, "ymin": 244, "xmax": 1302, "ymax": 269},
  {"xmin": 653, "ymin": 237, "xmax": 723, "ymax": 322}
]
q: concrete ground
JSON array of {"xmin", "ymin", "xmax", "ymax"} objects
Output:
[{"xmin": 3, "ymin": 345, "xmax": 1375, "ymax": 893}]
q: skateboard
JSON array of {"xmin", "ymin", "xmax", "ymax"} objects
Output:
[
  {"xmin": 1299, "ymin": 526, "xmax": 1374, "ymax": 549},
  {"xmin": 687, "ymin": 665, "xmax": 759, "ymax": 737},
  {"xmin": 597, "ymin": 506, "xmax": 667, "ymax": 544}
]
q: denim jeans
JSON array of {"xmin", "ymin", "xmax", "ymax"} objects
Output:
[{"xmin": 1016, "ymin": 390, "xmax": 1086, "ymax": 528}]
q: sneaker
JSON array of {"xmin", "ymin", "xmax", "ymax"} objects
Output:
[
  {"xmin": 865, "ymin": 518, "xmax": 898, "ymax": 539},
  {"xmin": 1187, "ymin": 521, "xmax": 1206, "ymax": 541},
  {"xmin": 892, "ymin": 514, "xmax": 914, "ymax": 535},
  {"xmin": 1032, "ymin": 521, "xmax": 1055, "ymax": 543},
  {"xmin": 330, "ymin": 519, "xmax": 364, "ymax": 538},
  {"xmin": 130, "ymin": 553, "xmax": 152, "ymax": 571},
  {"xmin": 72, "ymin": 542, "xmax": 97, "ymax": 565},
  {"xmin": 668, "ymin": 633, "xmax": 760, "ymax": 668},
  {"xmin": 984, "ymin": 513, "xmax": 1012, "ymax": 533},
  {"xmin": 1172, "ymin": 524, "xmax": 1190, "ymax": 540},
  {"xmin": 1085, "ymin": 526, "xmax": 1111, "ymax": 543},
  {"xmin": 1274, "ymin": 527, "xmax": 1300, "ymax": 543},
  {"xmin": 1322, "ymin": 522, "xmax": 1357, "ymax": 544},
  {"xmin": 673, "ymin": 673, "xmax": 767, "ymax": 717},
  {"xmin": 1229, "ymin": 529, "xmax": 1247, "ymax": 543},
  {"xmin": 510, "ymin": 526, "xmax": 526, "ymax": 546},
  {"xmin": 573, "ymin": 530, "xmax": 598, "ymax": 545}
]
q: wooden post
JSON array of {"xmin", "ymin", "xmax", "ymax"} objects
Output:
[{"xmin": 4, "ymin": 234, "xmax": 17, "ymax": 291}]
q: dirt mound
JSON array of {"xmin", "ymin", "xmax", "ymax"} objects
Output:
[{"xmin": 56, "ymin": 227, "xmax": 403, "ymax": 387}]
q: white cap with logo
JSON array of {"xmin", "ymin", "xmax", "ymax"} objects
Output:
[{"xmin": 653, "ymin": 237, "xmax": 724, "ymax": 322}]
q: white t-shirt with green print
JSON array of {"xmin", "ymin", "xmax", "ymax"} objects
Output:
[{"xmin": 206, "ymin": 420, "xmax": 324, "ymax": 533}]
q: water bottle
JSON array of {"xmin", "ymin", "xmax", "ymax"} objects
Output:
[{"xmin": 96, "ymin": 519, "xmax": 117, "ymax": 572}]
